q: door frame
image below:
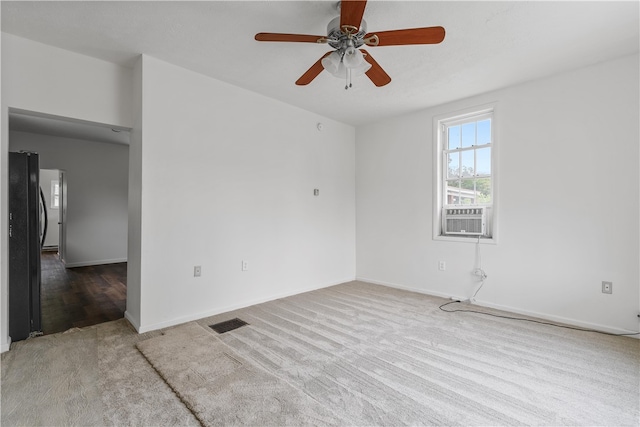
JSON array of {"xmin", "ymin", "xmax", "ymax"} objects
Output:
[{"xmin": 57, "ymin": 169, "xmax": 67, "ymax": 264}]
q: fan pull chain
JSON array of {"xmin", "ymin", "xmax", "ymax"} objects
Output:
[{"xmin": 345, "ymin": 68, "xmax": 353, "ymax": 90}]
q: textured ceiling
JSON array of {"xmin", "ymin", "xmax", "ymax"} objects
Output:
[{"xmin": 2, "ymin": 1, "xmax": 639, "ymax": 129}]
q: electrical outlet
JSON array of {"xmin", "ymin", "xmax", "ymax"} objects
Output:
[
  {"xmin": 194, "ymin": 266, "xmax": 201, "ymax": 277},
  {"xmin": 438, "ymin": 261, "xmax": 446, "ymax": 271},
  {"xmin": 602, "ymin": 281, "xmax": 612, "ymax": 294},
  {"xmin": 242, "ymin": 260, "xmax": 248, "ymax": 271}
]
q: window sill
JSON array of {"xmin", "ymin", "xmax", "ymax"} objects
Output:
[{"xmin": 433, "ymin": 234, "xmax": 497, "ymax": 244}]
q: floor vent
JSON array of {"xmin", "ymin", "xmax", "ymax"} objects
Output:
[{"xmin": 209, "ymin": 318, "xmax": 249, "ymax": 334}]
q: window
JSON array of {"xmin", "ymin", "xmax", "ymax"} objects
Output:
[
  {"xmin": 51, "ymin": 180, "xmax": 60, "ymax": 209},
  {"xmin": 434, "ymin": 106, "xmax": 496, "ymax": 241}
]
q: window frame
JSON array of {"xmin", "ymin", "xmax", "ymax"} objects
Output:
[
  {"xmin": 433, "ymin": 103, "xmax": 498, "ymax": 244},
  {"xmin": 50, "ymin": 180, "xmax": 60, "ymax": 209}
]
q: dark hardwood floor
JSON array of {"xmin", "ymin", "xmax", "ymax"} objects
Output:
[{"xmin": 40, "ymin": 251, "xmax": 127, "ymax": 335}]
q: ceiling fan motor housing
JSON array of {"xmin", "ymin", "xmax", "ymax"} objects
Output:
[{"xmin": 326, "ymin": 16, "xmax": 368, "ymax": 50}]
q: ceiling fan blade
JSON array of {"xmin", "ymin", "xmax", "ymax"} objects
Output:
[
  {"xmin": 255, "ymin": 33, "xmax": 327, "ymax": 43},
  {"xmin": 340, "ymin": 0, "xmax": 368, "ymax": 31},
  {"xmin": 364, "ymin": 26, "xmax": 445, "ymax": 46},
  {"xmin": 360, "ymin": 49, "xmax": 391, "ymax": 87},
  {"xmin": 295, "ymin": 52, "xmax": 332, "ymax": 86}
]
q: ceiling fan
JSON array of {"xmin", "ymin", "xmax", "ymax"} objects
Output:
[{"xmin": 255, "ymin": 0, "xmax": 445, "ymax": 89}]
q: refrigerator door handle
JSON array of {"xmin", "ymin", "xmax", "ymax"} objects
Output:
[{"xmin": 39, "ymin": 187, "xmax": 48, "ymax": 248}]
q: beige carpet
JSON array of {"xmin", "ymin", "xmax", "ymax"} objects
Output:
[
  {"xmin": 2, "ymin": 280, "xmax": 639, "ymax": 426},
  {"xmin": 197, "ymin": 282, "xmax": 640, "ymax": 426},
  {"xmin": 0, "ymin": 327, "xmax": 102, "ymax": 426},
  {"xmin": 2, "ymin": 318, "xmax": 199, "ymax": 426},
  {"xmin": 136, "ymin": 322, "xmax": 344, "ymax": 426},
  {"xmin": 97, "ymin": 318, "xmax": 199, "ymax": 426}
]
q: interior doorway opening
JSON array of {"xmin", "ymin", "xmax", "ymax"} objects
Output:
[
  {"xmin": 8, "ymin": 109, "xmax": 131, "ymax": 337},
  {"xmin": 40, "ymin": 169, "xmax": 62, "ymax": 253}
]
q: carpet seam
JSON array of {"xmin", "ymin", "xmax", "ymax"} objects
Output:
[{"xmin": 135, "ymin": 342, "xmax": 206, "ymax": 427}]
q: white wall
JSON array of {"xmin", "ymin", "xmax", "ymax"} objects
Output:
[
  {"xmin": 356, "ymin": 54, "xmax": 640, "ymax": 334},
  {"xmin": 40, "ymin": 169, "xmax": 60, "ymax": 248},
  {"xmin": 1, "ymin": 33, "xmax": 133, "ymax": 127},
  {"xmin": 132, "ymin": 55, "xmax": 356, "ymax": 332},
  {"xmin": 125, "ymin": 57, "xmax": 143, "ymax": 330},
  {"xmin": 10, "ymin": 132, "xmax": 129, "ymax": 266},
  {"xmin": 1, "ymin": 33, "xmax": 134, "ymax": 350}
]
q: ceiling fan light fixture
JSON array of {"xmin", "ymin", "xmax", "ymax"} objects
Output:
[
  {"xmin": 343, "ymin": 46, "xmax": 363, "ymax": 68},
  {"xmin": 322, "ymin": 47, "xmax": 371, "ymax": 81},
  {"xmin": 321, "ymin": 50, "xmax": 345, "ymax": 77}
]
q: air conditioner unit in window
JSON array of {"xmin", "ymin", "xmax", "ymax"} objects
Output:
[{"xmin": 443, "ymin": 207, "xmax": 486, "ymax": 236}]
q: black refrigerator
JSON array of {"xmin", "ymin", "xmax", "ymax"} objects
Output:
[{"xmin": 9, "ymin": 151, "xmax": 43, "ymax": 341}]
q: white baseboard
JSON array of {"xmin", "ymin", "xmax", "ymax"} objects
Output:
[
  {"xmin": 137, "ymin": 276, "xmax": 356, "ymax": 334},
  {"xmin": 471, "ymin": 299, "xmax": 639, "ymax": 337},
  {"xmin": 356, "ymin": 276, "xmax": 639, "ymax": 337},
  {"xmin": 1, "ymin": 337, "xmax": 12, "ymax": 353},
  {"xmin": 124, "ymin": 310, "xmax": 141, "ymax": 332},
  {"xmin": 356, "ymin": 276, "xmax": 468, "ymax": 301},
  {"xmin": 64, "ymin": 258, "xmax": 127, "ymax": 268}
]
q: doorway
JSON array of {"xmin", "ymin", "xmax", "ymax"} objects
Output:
[
  {"xmin": 38, "ymin": 168, "xmax": 126, "ymax": 334},
  {"xmin": 39, "ymin": 169, "xmax": 64, "ymax": 254},
  {"xmin": 8, "ymin": 110, "xmax": 130, "ymax": 336}
]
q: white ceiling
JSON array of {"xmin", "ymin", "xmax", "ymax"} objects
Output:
[{"xmin": 2, "ymin": 1, "xmax": 639, "ymax": 129}]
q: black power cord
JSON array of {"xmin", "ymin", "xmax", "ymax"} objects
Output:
[{"xmin": 439, "ymin": 300, "xmax": 640, "ymax": 337}]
